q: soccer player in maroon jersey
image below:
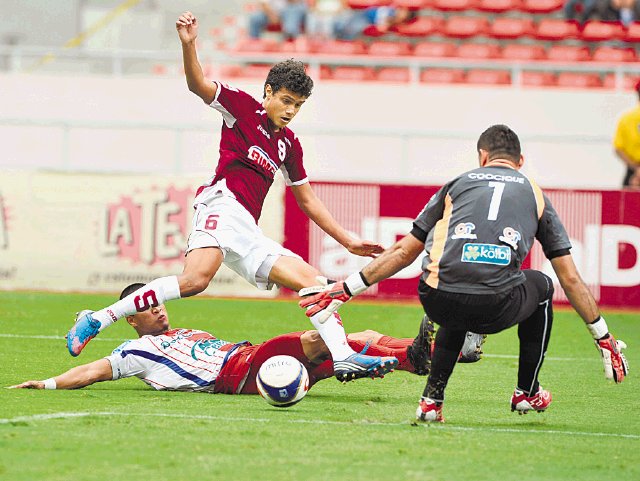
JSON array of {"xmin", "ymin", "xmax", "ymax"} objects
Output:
[{"xmin": 66, "ymin": 11, "xmax": 396, "ymax": 383}]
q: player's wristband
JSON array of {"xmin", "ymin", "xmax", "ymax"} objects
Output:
[
  {"xmin": 43, "ymin": 378, "xmax": 57, "ymax": 390},
  {"xmin": 587, "ymin": 316, "xmax": 609, "ymax": 340},
  {"xmin": 344, "ymin": 272, "xmax": 369, "ymax": 297}
]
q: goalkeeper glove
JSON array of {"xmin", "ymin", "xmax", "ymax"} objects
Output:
[
  {"xmin": 299, "ymin": 272, "xmax": 369, "ymax": 324},
  {"xmin": 588, "ymin": 316, "xmax": 629, "ymax": 383}
]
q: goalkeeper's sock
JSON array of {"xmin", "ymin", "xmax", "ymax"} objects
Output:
[
  {"xmin": 309, "ymin": 312, "xmax": 355, "ymax": 361},
  {"xmin": 92, "ymin": 276, "xmax": 181, "ymax": 331},
  {"xmin": 376, "ymin": 335, "xmax": 412, "ymax": 349}
]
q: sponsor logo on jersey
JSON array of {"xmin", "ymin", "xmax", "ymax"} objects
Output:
[
  {"xmin": 191, "ymin": 338, "xmax": 231, "ymax": 360},
  {"xmin": 452, "ymin": 222, "xmax": 477, "ymax": 240},
  {"xmin": 461, "ymin": 243, "xmax": 511, "ymax": 265},
  {"xmin": 499, "ymin": 227, "xmax": 521, "ymax": 250},
  {"xmin": 468, "ymin": 172, "xmax": 524, "ymax": 184},
  {"xmin": 248, "ymin": 145, "xmax": 279, "ymax": 175},
  {"xmin": 257, "ymin": 124, "xmax": 271, "ymax": 139}
]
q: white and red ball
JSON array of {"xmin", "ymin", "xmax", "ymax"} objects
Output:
[{"xmin": 256, "ymin": 355, "xmax": 309, "ymax": 407}]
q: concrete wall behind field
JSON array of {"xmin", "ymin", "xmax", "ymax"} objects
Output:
[{"xmin": 0, "ymin": 73, "xmax": 633, "ymax": 189}]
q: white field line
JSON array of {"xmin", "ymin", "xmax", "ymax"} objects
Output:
[
  {"xmin": 0, "ymin": 334, "xmax": 593, "ymax": 362},
  {"xmin": 0, "ymin": 411, "xmax": 637, "ymax": 439}
]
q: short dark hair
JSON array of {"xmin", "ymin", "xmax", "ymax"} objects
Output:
[
  {"xmin": 264, "ymin": 59, "xmax": 313, "ymax": 99},
  {"xmin": 476, "ymin": 124, "xmax": 521, "ymax": 164},
  {"xmin": 120, "ymin": 283, "xmax": 145, "ymax": 300}
]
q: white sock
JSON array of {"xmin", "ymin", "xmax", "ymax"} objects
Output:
[
  {"xmin": 92, "ymin": 276, "xmax": 181, "ymax": 332},
  {"xmin": 309, "ymin": 312, "xmax": 356, "ymax": 361}
]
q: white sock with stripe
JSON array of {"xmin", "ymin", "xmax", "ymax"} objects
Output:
[
  {"xmin": 92, "ymin": 276, "xmax": 181, "ymax": 332},
  {"xmin": 309, "ymin": 312, "xmax": 356, "ymax": 361}
]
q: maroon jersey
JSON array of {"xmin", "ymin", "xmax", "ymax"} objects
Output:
[{"xmin": 196, "ymin": 81, "xmax": 308, "ymax": 222}]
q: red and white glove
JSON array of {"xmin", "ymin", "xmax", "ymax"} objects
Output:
[
  {"xmin": 588, "ymin": 316, "xmax": 629, "ymax": 383},
  {"xmin": 298, "ymin": 272, "xmax": 369, "ymax": 324}
]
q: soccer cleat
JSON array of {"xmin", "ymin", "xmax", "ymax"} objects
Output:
[
  {"xmin": 510, "ymin": 386, "xmax": 552, "ymax": 414},
  {"xmin": 416, "ymin": 397, "xmax": 444, "ymax": 423},
  {"xmin": 407, "ymin": 315, "xmax": 436, "ymax": 376},
  {"xmin": 333, "ymin": 353, "xmax": 398, "ymax": 383},
  {"xmin": 66, "ymin": 310, "xmax": 101, "ymax": 357},
  {"xmin": 458, "ymin": 332, "xmax": 487, "ymax": 363}
]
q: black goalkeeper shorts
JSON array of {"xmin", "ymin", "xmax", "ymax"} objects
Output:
[{"xmin": 417, "ymin": 269, "xmax": 554, "ymax": 334}]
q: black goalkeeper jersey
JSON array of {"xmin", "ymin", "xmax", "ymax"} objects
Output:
[{"xmin": 412, "ymin": 165, "xmax": 571, "ymax": 295}]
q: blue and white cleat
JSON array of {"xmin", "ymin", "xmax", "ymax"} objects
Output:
[
  {"xmin": 333, "ymin": 353, "xmax": 398, "ymax": 383},
  {"xmin": 66, "ymin": 310, "xmax": 101, "ymax": 357}
]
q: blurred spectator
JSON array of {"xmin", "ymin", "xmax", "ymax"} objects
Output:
[
  {"xmin": 332, "ymin": 5, "xmax": 415, "ymax": 40},
  {"xmin": 248, "ymin": 0, "xmax": 308, "ymax": 40},
  {"xmin": 613, "ymin": 80, "xmax": 640, "ymax": 189},
  {"xmin": 575, "ymin": 0, "xmax": 640, "ymax": 25},
  {"xmin": 306, "ymin": 0, "xmax": 348, "ymax": 40},
  {"xmin": 563, "ymin": 0, "xmax": 598, "ymax": 24}
]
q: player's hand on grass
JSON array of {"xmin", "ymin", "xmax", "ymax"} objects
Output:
[
  {"xmin": 176, "ymin": 11, "xmax": 198, "ymax": 43},
  {"xmin": 299, "ymin": 273, "xmax": 369, "ymax": 323},
  {"xmin": 595, "ymin": 335, "xmax": 628, "ymax": 383},
  {"xmin": 346, "ymin": 239, "xmax": 384, "ymax": 258},
  {"xmin": 7, "ymin": 380, "xmax": 44, "ymax": 389}
]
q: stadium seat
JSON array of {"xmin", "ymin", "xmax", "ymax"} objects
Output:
[
  {"xmin": 556, "ymin": 72, "xmax": 604, "ymax": 89},
  {"xmin": 475, "ymin": 0, "xmax": 522, "ymax": 13},
  {"xmin": 501, "ymin": 43, "xmax": 546, "ymax": 61},
  {"xmin": 376, "ymin": 67, "xmax": 412, "ymax": 82},
  {"xmin": 420, "ymin": 68, "xmax": 466, "ymax": 83},
  {"xmin": 466, "ymin": 69, "xmax": 511, "ymax": 85},
  {"xmin": 489, "ymin": 17, "xmax": 535, "ymax": 39},
  {"xmin": 443, "ymin": 16, "xmax": 490, "ymax": 38},
  {"xmin": 432, "ymin": 0, "xmax": 478, "ymax": 11},
  {"xmin": 592, "ymin": 46, "xmax": 637, "ymax": 63},
  {"xmin": 239, "ymin": 64, "xmax": 275, "ymax": 78},
  {"xmin": 546, "ymin": 44, "xmax": 591, "ymax": 62},
  {"xmin": 218, "ymin": 64, "xmax": 244, "ymax": 78},
  {"xmin": 393, "ymin": 16, "xmax": 444, "ymax": 37},
  {"xmin": 521, "ymin": 71, "xmax": 557, "ymax": 87},
  {"xmin": 368, "ymin": 41, "xmax": 413, "ymax": 56},
  {"xmin": 534, "ymin": 19, "xmax": 580, "ymax": 41},
  {"xmin": 457, "ymin": 43, "xmax": 501, "ymax": 59},
  {"xmin": 331, "ymin": 66, "xmax": 377, "ymax": 81},
  {"xmin": 519, "ymin": 0, "xmax": 563, "ymax": 13},
  {"xmin": 624, "ymin": 22, "xmax": 640, "ymax": 42},
  {"xmin": 580, "ymin": 21, "xmax": 625, "ymax": 42},
  {"xmin": 603, "ymin": 74, "xmax": 640, "ymax": 90},
  {"xmin": 234, "ymin": 38, "xmax": 280, "ymax": 53},
  {"xmin": 316, "ymin": 40, "xmax": 367, "ymax": 55},
  {"xmin": 393, "ymin": 0, "xmax": 429, "ymax": 9},
  {"xmin": 347, "ymin": 0, "xmax": 393, "ymax": 9},
  {"xmin": 413, "ymin": 41, "xmax": 458, "ymax": 57}
]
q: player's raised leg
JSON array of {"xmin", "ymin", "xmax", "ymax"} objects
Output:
[
  {"xmin": 67, "ymin": 247, "xmax": 223, "ymax": 356},
  {"xmin": 269, "ymin": 255, "xmax": 398, "ymax": 381}
]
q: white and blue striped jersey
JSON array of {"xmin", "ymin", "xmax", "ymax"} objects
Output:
[{"xmin": 106, "ymin": 329, "xmax": 248, "ymax": 392}]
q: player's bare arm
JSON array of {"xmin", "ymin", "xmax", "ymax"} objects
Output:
[
  {"xmin": 360, "ymin": 233, "xmax": 424, "ymax": 284},
  {"xmin": 176, "ymin": 11, "xmax": 216, "ymax": 104},
  {"xmin": 549, "ymin": 254, "xmax": 600, "ymax": 323},
  {"xmin": 9, "ymin": 359, "xmax": 113, "ymax": 390},
  {"xmin": 290, "ymin": 183, "xmax": 383, "ymax": 257}
]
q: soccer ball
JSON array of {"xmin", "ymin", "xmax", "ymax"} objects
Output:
[{"xmin": 256, "ymin": 355, "xmax": 309, "ymax": 408}]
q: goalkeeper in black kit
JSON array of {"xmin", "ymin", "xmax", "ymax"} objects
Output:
[{"xmin": 300, "ymin": 124, "xmax": 629, "ymax": 422}]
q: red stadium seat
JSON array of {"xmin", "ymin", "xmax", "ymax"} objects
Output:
[
  {"xmin": 316, "ymin": 40, "xmax": 367, "ymax": 55},
  {"xmin": 393, "ymin": 0, "xmax": 429, "ymax": 9},
  {"xmin": 624, "ymin": 22, "xmax": 640, "ymax": 42},
  {"xmin": 457, "ymin": 43, "xmax": 501, "ymax": 59},
  {"xmin": 218, "ymin": 64, "xmax": 243, "ymax": 78},
  {"xmin": 239, "ymin": 64, "xmax": 274, "ymax": 78},
  {"xmin": 318, "ymin": 65, "xmax": 334, "ymax": 80},
  {"xmin": 603, "ymin": 74, "xmax": 640, "ymax": 90},
  {"xmin": 521, "ymin": 71, "xmax": 557, "ymax": 87},
  {"xmin": 534, "ymin": 19, "xmax": 580, "ymax": 41},
  {"xmin": 466, "ymin": 69, "xmax": 512, "ymax": 85},
  {"xmin": 393, "ymin": 16, "xmax": 444, "ymax": 37},
  {"xmin": 234, "ymin": 37, "xmax": 280, "ymax": 53},
  {"xmin": 420, "ymin": 68, "xmax": 466, "ymax": 83},
  {"xmin": 443, "ymin": 16, "xmax": 490, "ymax": 38},
  {"xmin": 580, "ymin": 21, "xmax": 625, "ymax": 41},
  {"xmin": 432, "ymin": 0, "xmax": 478, "ymax": 11},
  {"xmin": 520, "ymin": 0, "xmax": 563, "ymax": 13},
  {"xmin": 476, "ymin": 0, "xmax": 522, "ymax": 13},
  {"xmin": 556, "ymin": 72, "xmax": 603, "ymax": 89},
  {"xmin": 592, "ymin": 46, "xmax": 637, "ymax": 63},
  {"xmin": 347, "ymin": 0, "xmax": 392, "ymax": 9},
  {"xmin": 331, "ymin": 66, "xmax": 376, "ymax": 81},
  {"xmin": 489, "ymin": 17, "xmax": 535, "ymax": 39},
  {"xmin": 376, "ymin": 67, "xmax": 412, "ymax": 82},
  {"xmin": 368, "ymin": 41, "xmax": 413, "ymax": 56},
  {"xmin": 501, "ymin": 43, "xmax": 546, "ymax": 61},
  {"xmin": 546, "ymin": 44, "xmax": 590, "ymax": 62},
  {"xmin": 413, "ymin": 41, "xmax": 458, "ymax": 57}
]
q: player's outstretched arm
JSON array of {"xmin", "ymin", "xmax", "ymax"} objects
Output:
[
  {"xmin": 551, "ymin": 254, "xmax": 629, "ymax": 383},
  {"xmin": 291, "ymin": 183, "xmax": 383, "ymax": 257},
  {"xmin": 176, "ymin": 11, "xmax": 216, "ymax": 104},
  {"xmin": 8, "ymin": 359, "xmax": 113, "ymax": 390}
]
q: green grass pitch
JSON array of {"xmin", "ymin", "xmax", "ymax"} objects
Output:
[{"xmin": 1, "ymin": 291, "xmax": 638, "ymax": 481}]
